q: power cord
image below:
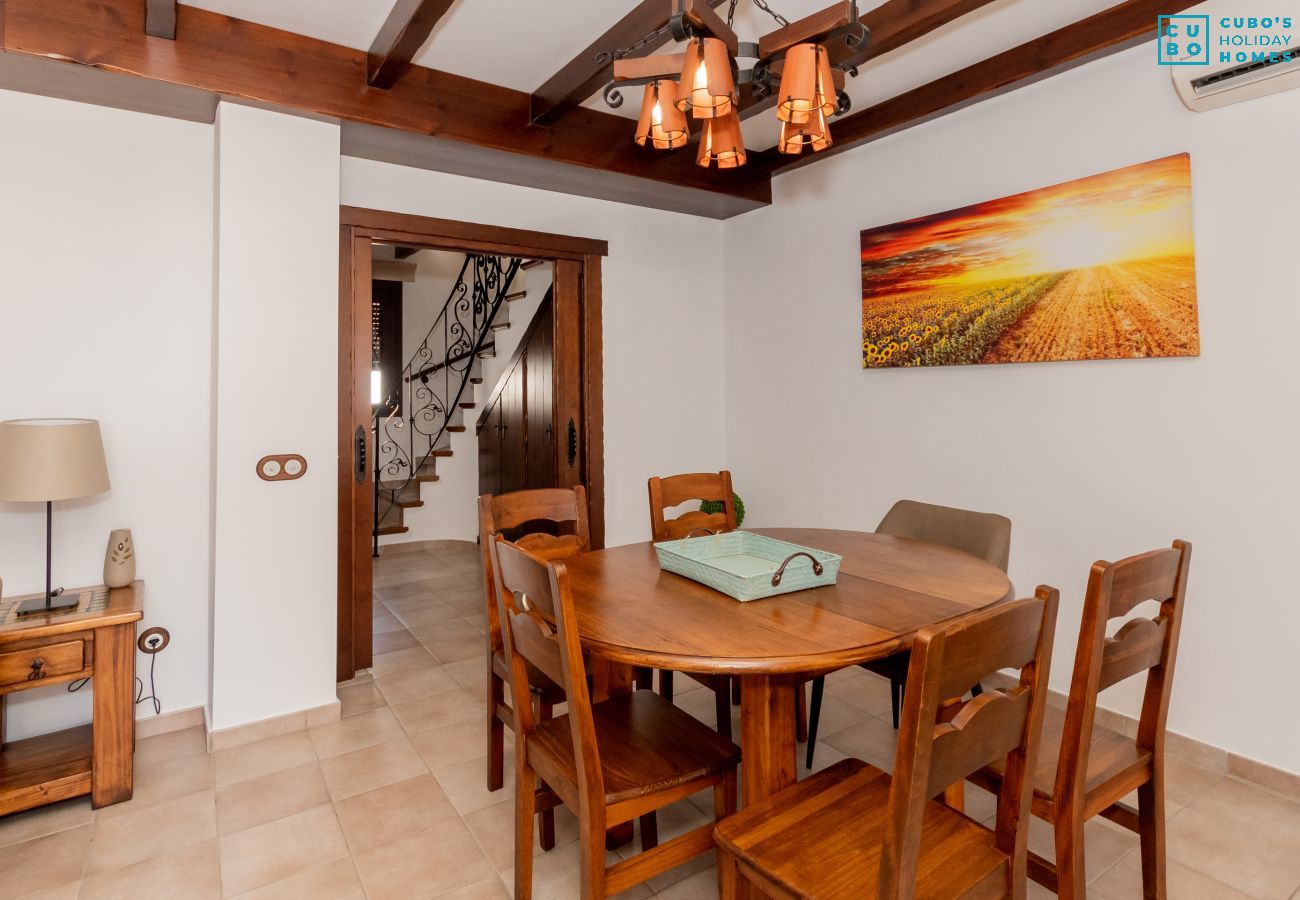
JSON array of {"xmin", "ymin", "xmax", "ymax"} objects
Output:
[{"xmin": 66, "ymin": 625, "xmax": 169, "ymax": 715}]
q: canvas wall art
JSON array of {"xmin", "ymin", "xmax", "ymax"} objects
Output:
[{"xmin": 861, "ymin": 153, "xmax": 1199, "ymax": 368}]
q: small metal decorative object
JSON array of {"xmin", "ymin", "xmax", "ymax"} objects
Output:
[{"xmin": 103, "ymin": 529, "xmax": 135, "ymax": 589}]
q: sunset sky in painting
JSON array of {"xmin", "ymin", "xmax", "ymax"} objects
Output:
[{"xmin": 861, "ymin": 154, "xmax": 1195, "ymax": 299}]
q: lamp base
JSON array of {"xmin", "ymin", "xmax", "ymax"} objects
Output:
[{"xmin": 15, "ymin": 593, "xmax": 81, "ymax": 617}]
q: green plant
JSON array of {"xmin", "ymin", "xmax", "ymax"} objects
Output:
[{"xmin": 701, "ymin": 492, "xmax": 745, "ymax": 527}]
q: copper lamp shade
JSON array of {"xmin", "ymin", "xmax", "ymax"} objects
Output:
[
  {"xmin": 776, "ymin": 43, "xmax": 836, "ymax": 124},
  {"xmin": 696, "ymin": 112, "xmax": 746, "ymax": 169},
  {"xmin": 676, "ymin": 37, "xmax": 736, "ymax": 119},
  {"xmin": 778, "ymin": 104, "xmax": 832, "ymax": 155},
  {"xmin": 634, "ymin": 80, "xmax": 689, "ymax": 150}
]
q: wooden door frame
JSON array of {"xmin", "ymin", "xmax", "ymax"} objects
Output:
[{"xmin": 337, "ymin": 205, "xmax": 608, "ymax": 681}]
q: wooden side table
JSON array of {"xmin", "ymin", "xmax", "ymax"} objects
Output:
[{"xmin": 0, "ymin": 582, "xmax": 144, "ymax": 814}]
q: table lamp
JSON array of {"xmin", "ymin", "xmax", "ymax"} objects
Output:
[{"xmin": 0, "ymin": 419, "xmax": 111, "ymax": 615}]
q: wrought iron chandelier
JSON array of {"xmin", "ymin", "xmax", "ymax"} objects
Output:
[{"xmin": 602, "ymin": 0, "xmax": 869, "ymax": 168}]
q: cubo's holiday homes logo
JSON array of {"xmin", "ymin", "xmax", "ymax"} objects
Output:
[{"xmin": 1158, "ymin": 13, "xmax": 1295, "ymax": 65}]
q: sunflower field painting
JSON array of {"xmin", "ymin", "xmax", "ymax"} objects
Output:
[{"xmin": 861, "ymin": 154, "xmax": 1199, "ymax": 368}]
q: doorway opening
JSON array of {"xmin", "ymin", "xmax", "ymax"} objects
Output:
[{"xmin": 337, "ymin": 207, "xmax": 607, "ymax": 682}]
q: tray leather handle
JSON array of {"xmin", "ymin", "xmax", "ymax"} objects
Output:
[
  {"xmin": 771, "ymin": 551, "xmax": 824, "ymax": 587},
  {"xmin": 683, "ymin": 527, "xmax": 717, "ymax": 540}
]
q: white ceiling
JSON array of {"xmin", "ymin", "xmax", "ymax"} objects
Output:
[{"xmin": 187, "ymin": 0, "xmax": 1131, "ymax": 150}]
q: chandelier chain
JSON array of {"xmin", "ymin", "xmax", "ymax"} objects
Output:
[{"xmin": 750, "ymin": 0, "xmax": 790, "ymax": 28}]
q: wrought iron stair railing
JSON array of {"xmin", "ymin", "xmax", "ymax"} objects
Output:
[{"xmin": 373, "ymin": 254, "xmax": 523, "ymax": 551}]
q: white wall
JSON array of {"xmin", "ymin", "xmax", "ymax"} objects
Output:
[
  {"xmin": 0, "ymin": 90, "xmax": 214, "ymax": 740},
  {"xmin": 342, "ymin": 160, "xmax": 728, "ymax": 548},
  {"xmin": 208, "ymin": 103, "xmax": 341, "ymax": 731},
  {"xmin": 722, "ymin": 45, "xmax": 1300, "ymax": 773}
]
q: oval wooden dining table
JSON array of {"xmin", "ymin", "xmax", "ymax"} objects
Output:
[{"xmin": 561, "ymin": 527, "xmax": 1014, "ymax": 808}]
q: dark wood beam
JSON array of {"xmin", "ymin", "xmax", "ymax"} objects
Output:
[
  {"xmin": 367, "ymin": 0, "xmax": 455, "ymax": 89},
  {"xmin": 144, "ymin": 0, "xmax": 175, "ymax": 39},
  {"xmin": 2, "ymin": 0, "xmax": 769, "ymax": 208},
  {"xmin": 739, "ymin": 0, "xmax": 1004, "ymax": 118},
  {"xmin": 750, "ymin": 0, "xmax": 1204, "ymax": 176},
  {"xmin": 528, "ymin": 0, "xmax": 726, "ymax": 127}
]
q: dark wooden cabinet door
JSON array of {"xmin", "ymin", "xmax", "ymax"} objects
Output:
[
  {"xmin": 499, "ymin": 361, "xmax": 527, "ymax": 493},
  {"xmin": 525, "ymin": 303, "xmax": 555, "ymax": 490},
  {"xmin": 478, "ymin": 398, "xmax": 501, "ymax": 496}
]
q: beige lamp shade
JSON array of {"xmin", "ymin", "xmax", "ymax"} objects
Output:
[
  {"xmin": 677, "ymin": 37, "xmax": 736, "ymax": 119},
  {"xmin": 778, "ymin": 104, "xmax": 832, "ymax": 155},
  {"xmin": 634, "ymin": 80, "xmax": 689, "ymax": 150},
  {"xmin": 696, "ymin": 112, "xmax": 746, "ymax": 169},
  {"xmin": 0, "ymin": 419, "xmax": 110, "ymax": 502},
  {"xmin": 777, "ymin": 43, "xmax": 836, "ymax": 124}
]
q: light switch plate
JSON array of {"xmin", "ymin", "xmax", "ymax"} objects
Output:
[{"xmin": 257, "ymin": 454, "xmax": 307, "ymax": 481}]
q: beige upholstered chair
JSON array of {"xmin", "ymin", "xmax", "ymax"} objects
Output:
[{"xmin": 804, "ymin": 499, "xmax": 1012, "ymax": 767}]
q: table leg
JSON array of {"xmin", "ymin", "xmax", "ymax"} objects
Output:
[
  {"xmin": 92, "ymin": 623, "xmax": 135, "ymax": 808},
  {"xmin": 738, "ymin": 673, "xmax": 798, "ymax": 806}
]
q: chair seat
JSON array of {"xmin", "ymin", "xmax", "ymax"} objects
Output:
[
  {"xmin": 715, "ymin": 759, "xmax": 1008, "ymax": 899},
  {"xmin": 492, "ymin": 650, "xmax": 567, "ymax": 705},
  {"xmin": 976, "ymin": 704, "xmax": 1151, "ymax": 809},
  {"xmin": 530, "ymin": 690, "xmax": 740, "ymax": 805}
]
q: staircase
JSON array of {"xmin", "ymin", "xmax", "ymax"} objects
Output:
[{"xmin": 372, "ymin": 253, "xmax": 531, "ymax": 549}]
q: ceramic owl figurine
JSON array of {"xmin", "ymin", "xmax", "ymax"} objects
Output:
[{"xmin": 103, "ymin": 529, "xmax": 136, "ymax": 589}]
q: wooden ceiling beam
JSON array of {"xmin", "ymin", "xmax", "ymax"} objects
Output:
[
  {"xmin": 528, "ymin": 0, "xmax": 726, "ymax": 127},
  {"xmin": 739, "ymin": 0, "xmax": 1004, "ymax": 118},
  {"xmin": 144, "ymin": 0, "xmax": 176, "ymax": 40},
  {"xmin": 368, "ymin": 0, "xmax": 457, "ymax": 89},
  {"xmin": 748, "ymin": 0, "xmax": 1204, "ymax": 177},
  {"xmin": 2, "ymin": 0, "xmax": 768, "ymax": 207}
]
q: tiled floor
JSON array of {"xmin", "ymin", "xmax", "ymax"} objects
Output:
[{"xmin": 3, "ymin": 540, "xmax": 1298, "ymax": 898}]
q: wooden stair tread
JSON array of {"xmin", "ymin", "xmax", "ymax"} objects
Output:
[
  {"xmin": 446, "ymin": 425, "xmax": 466, "ymax": 433},
  {"xmin": 377, "ymin": 524, "xmax": 409, "ymax": 535}
]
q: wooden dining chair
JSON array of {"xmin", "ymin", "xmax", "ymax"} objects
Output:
[
  {"xmin": 969, "ymin": 540, "xmax": 1192, "ymax": 899},
  {"xmin": 646, "ymin": 471, "xmax": 740, "ymax": 739},
  {"xmin": 715, "ymin": 587, "xmax": 1059, "ymax": 899},
  {"xmin": 478, "ymin": 487, "xmax": 591, "ymax": 812},
  {"xmin": 805, "ymin": 498, "xmax": 1012, "ymax": 767},
  {"xmin": 490, "ymin": 535, "xmax": 741, "ymax": 900}
]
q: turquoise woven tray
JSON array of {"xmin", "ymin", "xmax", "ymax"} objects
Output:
[{"xmin": 654, "ymin": 531, "xmax": 842, "ymax": 602}]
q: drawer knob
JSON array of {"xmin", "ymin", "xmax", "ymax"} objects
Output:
[{"xmin": 27, "ymin": 658, "xmax": 45, "ymax": 680}]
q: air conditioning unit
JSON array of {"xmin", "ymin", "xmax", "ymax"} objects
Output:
[{"xmin": 1170, "ymin": 1, "xmax": 1300, "ymax": 110}]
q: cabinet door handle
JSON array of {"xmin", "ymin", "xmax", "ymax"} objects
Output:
[
  {"xmin": 354, "ymin": 425, "xmax": 367, "ymax": 484},
  {"xmin": 27, "ymin": 658, "xmax": 45, "ymax": 680}
]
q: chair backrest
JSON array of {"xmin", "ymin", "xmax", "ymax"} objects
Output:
[
  {"xmin": 479, "ymin": 487, "xmax": 591, "ymax": 653},
  {"xmin": 876, "ymin": 500, "xmax": 1012, "ymax": 572},
  {"xmin": 647, "ymin": 470, "xmax": 737, "ymax": 541},
  {"xmin": 1055, "ymin": 540, "xmax": 1192, "ymax": 810},
  {"xmin": 488, "ymin": 536, "xmax": 603, "ymax": 804},
  {"xmin": 879, "ymin": 588, "xmax": 1059, "ymax": 897}
]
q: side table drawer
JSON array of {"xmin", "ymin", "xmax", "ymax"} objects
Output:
[{"xmin": 0, "ymin": 640, "xmax": 86, "ymax": 688}]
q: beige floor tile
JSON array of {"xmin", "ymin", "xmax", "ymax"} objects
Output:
[
  {"xmin": 434, "ymin": 752, "xmax": 517, "ymax": 815},
  {"xmin": 79, "ymin": 838, "xmax": 221, "ymax": 900},
  {"xmin": 352, "ymin": 817, "xmax": 496, "ymax": 900},
  {"xmin": 84, "ymin": 791, "xmax": 216, "ymax": 875},
  {"xmin": 338, "ymin": 680, "xmax": 387, "ymax": 718},
  {"xmin": 443, "ymin": 655, "xmax": 487, "ymax": 689},
  {"xmin": 425, "ymin": 640, "xmax": 488, "ymax": 665},
  {"xmin": 372, "ymin": 645, "xmax": 442, "ymax": 678},
  {"xmin": 390, "ymin": 688, "xmax": 483, "ymax": 734},
  {"xmin": 13, "ymin": 883, "xmax": 81, "ymax": 900},
  {"xmin": 1025, "ymin": 815, "xmax": 1137, "ymax": 886},
  {"xmin": 373, "ymin": 628, "xmax": 422, "ymax": 655},
  {"xmin": 500, "ymin": 840, "xmax": 652, "ymax": 899},
  {"xmin": 134, "ymin": 726, "xmax": 209, "ymax": 766},
  {"xmin": 230, "ymin": 858, "xmax": 365, "ymax": 900},
  {"xmin": 1167, "ymin": 776, "xmax": 1300, "ymax": 897},
  {"xmin": 0, "ymin": 796, "xmax": 93, "ymax": 849},
  {"xmin": 1089, "ymin": 847, "xmax": 1255, "ymax": 899},
  {"xmin": 1120, "ymin": 753, "xmax": 1227, "ymax": 816},
  {"xmin": 823, "ymin": 714, "xmax": 900, "ymax": 772},
  {"xmin": 411, "ymin": 719, "xmax": 491, "ymax": 772},
  {"xmin": 431, "ymin": 875, "xmax": 510, "ymax": 899},
  {"xmin": 372, "ymin": 612, "xmax": 406, "ymax": 634},
  {"xmin": 97, "ymin": 750, "xmax": 214, "ymax": 819},
  {"xmin": 213, "ymin": 732, "xmax": 317, "ymax": 788},
  {"xmin": 803, "ymin": 694, "xmax": 873, "ymax": 741},
  {"xmin": 334, "ymin": 773, "xmax": 460, "ymax": 853},
  {"xmin": 308, "ymin": 706, "xmax": 407, "ymax": 759},
  {"xmin": 374, "ymin": 665, "xmax": 462, "ymax": 705},
  {"xmin": 654, "ymin": 864, "xmax": 720, "ymax": 900},
  {"xmin": 318, "ymin": 737, "xmax": 429, "ymax": 801},
  {"xmin": 219, "ymin": 804, "xmax": 348, "ymax": 896},
  {"xmin": 462, "ymin": 799, "xmax": 581, "ymax": 871},
  {"xmin": 824, "ymin": 671, "xmax": 896, "ymax": 719},
  {"xmin": 215, "ymin": 761, "xmax": 330, "ymax": 836},
  {"xmin": 0, "ymin": 823, "xmax": 91, "ymax": 898}
]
